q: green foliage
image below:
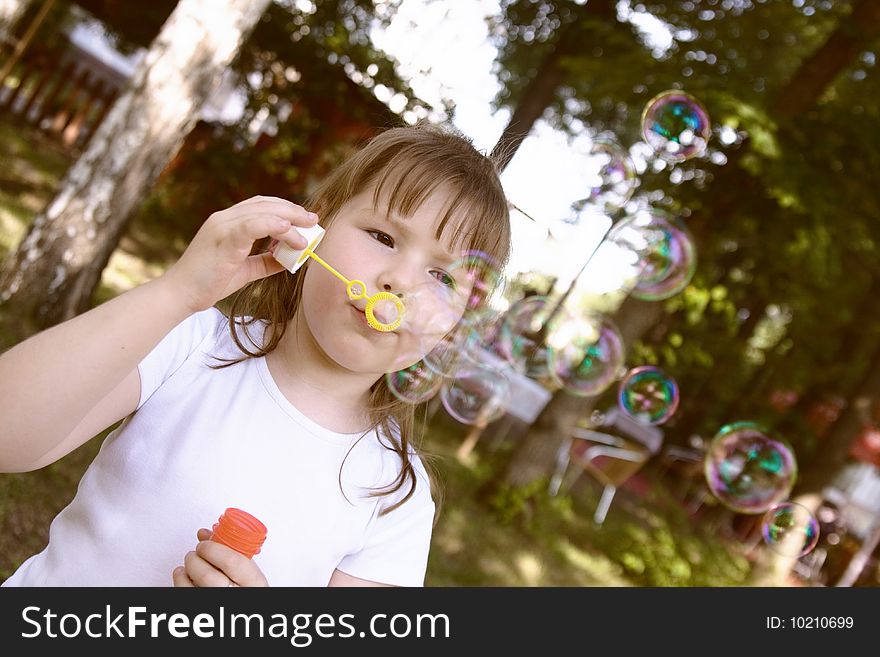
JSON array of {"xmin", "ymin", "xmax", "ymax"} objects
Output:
[
  {"xmin": 488, "ymin": 478, "xmax": 573, "ymax": 534},
  {"xmin": 493, "ymin": 1, "xmax": 880, "ymax": 489}
]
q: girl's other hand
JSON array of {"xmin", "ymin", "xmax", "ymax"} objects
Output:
[
  {"xmin": 172, "ymin": 528, "xmax": 269, "ymax": 587},
  {"xmin": 162, "ymin": 195, "xmax": 319, "ymax": 314}
]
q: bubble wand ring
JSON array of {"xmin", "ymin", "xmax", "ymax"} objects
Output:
[{"xmin": 303, "ymin": 249, "xmax": 405, "ymax": 332}]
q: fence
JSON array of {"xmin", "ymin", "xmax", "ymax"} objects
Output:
[{"xmin": 0, "ymin": 37, "xmax": 126, "ymax": 151}]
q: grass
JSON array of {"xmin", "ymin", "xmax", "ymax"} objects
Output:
[
  {"xmin": 422, "ymin": 417, "xmax": 752, "ymax": 587},
  {"xmin": 0, "ymin": 428, "xmax": 110, "ymax": 581},
  {"xmin": 0, "ymin": 115, "xmax": 756, "ymax": 587}
]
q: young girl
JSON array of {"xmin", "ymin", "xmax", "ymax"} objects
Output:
[{"xmin": 0, "ymin": 124, "xmax": 511, "ymax": 587}]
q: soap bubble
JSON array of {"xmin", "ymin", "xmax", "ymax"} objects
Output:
[
  {"xmin": 641, "ymin": 90, "xmax": 711, "ymax": 162},
  {"xmin": 761, "ymin": 502, "xmax": 820, "ymax": 557},
  {"xmin": 607, "ymin": 208, "xmax": 697, "ymax": 301},
  {"xmin": 618, "ymin": 365, "xmax": 680, "ymax": 425},
  {"xmin": 587, "ymin": 140, "xmax": 637, "ymax": 214},
  {"xmin": 393, "ymin": 250, "xmax": 503, "ymax": 348},
  {"xmin": 446, "ymin": 250, "xmax": 506, "ymax": 327},
  {"xmin": 546, "ymin": 312, "xmax": 624, "ymax": 397},
  {"xmin": 704, "ymin": 421, "xmax": 797, "ymax": 514},
  {"xmin": 440, "ymin": 363, "xmax": 511, "ymax": 425},
  {"xmin": 420, "ymin": 321, "xmax": 488, "ymax": 377},
  {"xmin": 386, "ymin": 360, "xmax": 443, "ymax": 404},
  {"xmin": 495, "ymin": 295, "xmax": 571, "ymax": 377}
]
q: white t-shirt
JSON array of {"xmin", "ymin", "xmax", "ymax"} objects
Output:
[{"xmin": 2, "ymin": 308, "xmax": 435, "ymax": 587}]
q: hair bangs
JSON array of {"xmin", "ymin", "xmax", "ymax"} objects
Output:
[{"xmin": 369, "ymin": 149, "xmax": 510, "ymax": 269}]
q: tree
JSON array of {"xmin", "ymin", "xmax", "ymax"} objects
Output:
[
  {"xmin": 0, "ymin": 0, "xmax": 272, "ymax": 332},
  {"xmin": 488, "ymin": 0, "xmax": 880, "ymax": 491},
  {"xmin": 489, "ymin": 0, "xmax": 623, "ymax": 169}
]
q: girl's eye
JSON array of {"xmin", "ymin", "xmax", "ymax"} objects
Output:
[
  {"xmin": 368, "ymin": 230, "xmax": 395, "ymax": 248},
  {"xmin": 432, "ymin": 270, "xmax": 456, "ymax": 288}
]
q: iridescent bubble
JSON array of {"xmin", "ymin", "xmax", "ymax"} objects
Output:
[
  {"xmin": 761, "ymin": 502, "xmax": 820, "ymax": 558},
  {"xmin": 440, "ymin": 363, "xmax": 511, "ymax": 425},
  {"xmin": 704, "ymin": 421, "xmax": 798, "ymax": 514},
  {"xmin": 395, "ymin": 250, "xmax": 503, "ymax": 344},
  {"xmin": 495, "ymin": 296, "xmax": 573, "ymax": 377},
  {"xmin": 446, "ymin": 250, "xmax": 507, "ymax": 327},
  {"xmin": 641, "ymin": 90, "xmax": 711, "ymax": 162},
  {"xmin": 385, "ymin": 360, "xmax": 443, "ymax": 405},
  {"xmin": 618, "ymin": 365, "xmax": 680, "ymax": 425},
  {"xmin": 545, "ymin": 312, "xmax": 624, "ymax": 397},
  {"xmin": 421, "ymin": 325, "xmax": 478, "ymax": 377},
  {"xmin": 607, "ymin": 209, "xmax": 697, "ymax": 301},
  {"xmin": 587, "ymin": 140, "xmax": 637, "ymax": 214},
  {"xmin": 389, "ymin": 278, "xmax": 469, "ymax": 373}
]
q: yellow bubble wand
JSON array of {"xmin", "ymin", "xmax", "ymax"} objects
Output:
[
  {"xmin": 271, "ymin": 225, "xmax": 405, "ymax": 333},
  {"xmin": 304, "ymin": 249, "xmax": 404, "ymax": 332}
]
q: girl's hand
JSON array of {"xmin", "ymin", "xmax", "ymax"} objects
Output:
[
  {"xmin": 172, "ymin": 528, "xmax": 269, "ymax": 587},
  {"xmin": 162, "ymin": 195, "xmax": 319, "ymax": 314}
]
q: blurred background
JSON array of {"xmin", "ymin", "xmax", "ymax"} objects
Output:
[{"xmin": 1, "ymin": 0, "xmax": 879, "ymax": 587}]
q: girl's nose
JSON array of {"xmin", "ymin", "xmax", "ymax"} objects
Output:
[{"xmin": 382, "ymin": 283, "xmax": 404, "ymax": 299}]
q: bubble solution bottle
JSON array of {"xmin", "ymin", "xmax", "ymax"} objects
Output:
[{"xmin": 210, "ymin": 508, "xmax": 267, "ymax": 559}]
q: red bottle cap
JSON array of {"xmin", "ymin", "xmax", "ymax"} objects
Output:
[{"xmin": 211, "ymin": 508, "xmax": 267, "ymax": 558}]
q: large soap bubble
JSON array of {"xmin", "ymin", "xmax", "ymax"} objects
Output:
[
  {"xmin": 618, "ymin": 365, "xmax": 680, "ymax": 425},
  {"xmin": 545, "ymin": 311, "xmax": 625, "ymax": 397},
  {"xmin": 607, "ymin": 209, "xmax": 697, "ymax": 301},
  {"xmin": 761, "ymin": 502, "xmax": 820, "ymax": 558},
  {"xmin": 641, "ymin": 90, "xmax": 711, "ymax": 162},
  {"xmin": 385, "ymin": 360, "xmax": 443, "ymax": 405},
  {"xmin": 494, "ymin": 295, "xmax": 573, "ymax": 377},
  {"xmin": 704, "ymin": 421, "xmax": 797, "ymax": 514},
  {"xmin": 587, "ymin": 140, "xmax": 637, "ymax": 214},
  {"xmin": 440, "ymin": 363, "xmax": 511, "ymax": 425}
]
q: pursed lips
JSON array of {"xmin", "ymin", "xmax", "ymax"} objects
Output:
[{"xmin": 349, "ymin": 303, "xmax": 399, "ymax": 336}]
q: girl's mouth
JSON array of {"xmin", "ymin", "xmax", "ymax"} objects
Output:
[{"xmin": 350, "ymin": 304, "xmax": 397, "ymax": 337}]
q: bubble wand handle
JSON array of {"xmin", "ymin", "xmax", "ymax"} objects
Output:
[{"xmin": 304, "ymin": 249, "xmax": 358, "ymax": 291}]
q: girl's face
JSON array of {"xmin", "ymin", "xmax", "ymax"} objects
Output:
[{"xmin": 300, "ymin": 184, "xmax": 473, "ymax": 376}]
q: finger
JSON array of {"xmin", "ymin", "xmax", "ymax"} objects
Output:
[
  {"xmin": 272, "ymin": 221, "xmax": 311, "ymax": 250},
  {"xmin": 216, "ymin": 253, "xmax": 287, "ymax": 300},
  {"xmin": 232, "ymin": 196, "xmax": 318, "ymax": 227},
  {"xmin": 245, "ymin": 252, "xmax": 287, "ymax": 282},
  {"xmin": 196, "ymin": 528, "xmax": 213, "ymax": 542},
  {"xmin": 237, "ymin": 214, "xmax": 309, "ymax": 252},
  {"xmin": 184, "ymin": 550, "xmax": 230, "ymax": 588},
  {"xmin": 196, "ymin": 540, "xmax": 268, "ymax": 587},
  {"xmin": 172, "ymin": 566, "xmax": 195, "ymax": 588}
]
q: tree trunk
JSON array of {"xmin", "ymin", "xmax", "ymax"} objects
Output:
[
  {"xmin": 503, "ymin": 293, "xmax": 664, "ymax": 486},
  {"xmin": 499, "ymin": 0, "xmax": 880, "ymax": 490},
  {"xmin": 770, "ymin": 0, "xmax": 880, "ymax": 122},
  {"xmin": 795, "ymin": 342, "xmax": 880, "ymax": 495},
  {"xmin": 489, "ymin": 0, "xmax": 617, "ymax": 171},
  {"xmin": 0, "ymin": 0, "xmax": 271, "ymax": 333}
]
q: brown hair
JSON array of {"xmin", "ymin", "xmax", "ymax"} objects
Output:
[{"xmin": 210, "ymin": 123, "xmax": 511, "ymax": 517}]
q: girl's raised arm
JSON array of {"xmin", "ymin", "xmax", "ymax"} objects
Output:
[{"xmin": 0, "ymin": 196, "xmax": 317, "ymax": 472}]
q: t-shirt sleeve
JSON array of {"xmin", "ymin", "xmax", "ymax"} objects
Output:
[
  {"xmin": 336, "ymin": 459, "xmax": 436, "ymax": 587},
  {"xmin": 136, "ymin": 307, "xmax": 225, "ymax": 410}
]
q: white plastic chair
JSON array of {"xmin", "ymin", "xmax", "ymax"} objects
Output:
[{"xmin": 549, "ymin": 407, "xmax": 663, "ymax": 524}]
